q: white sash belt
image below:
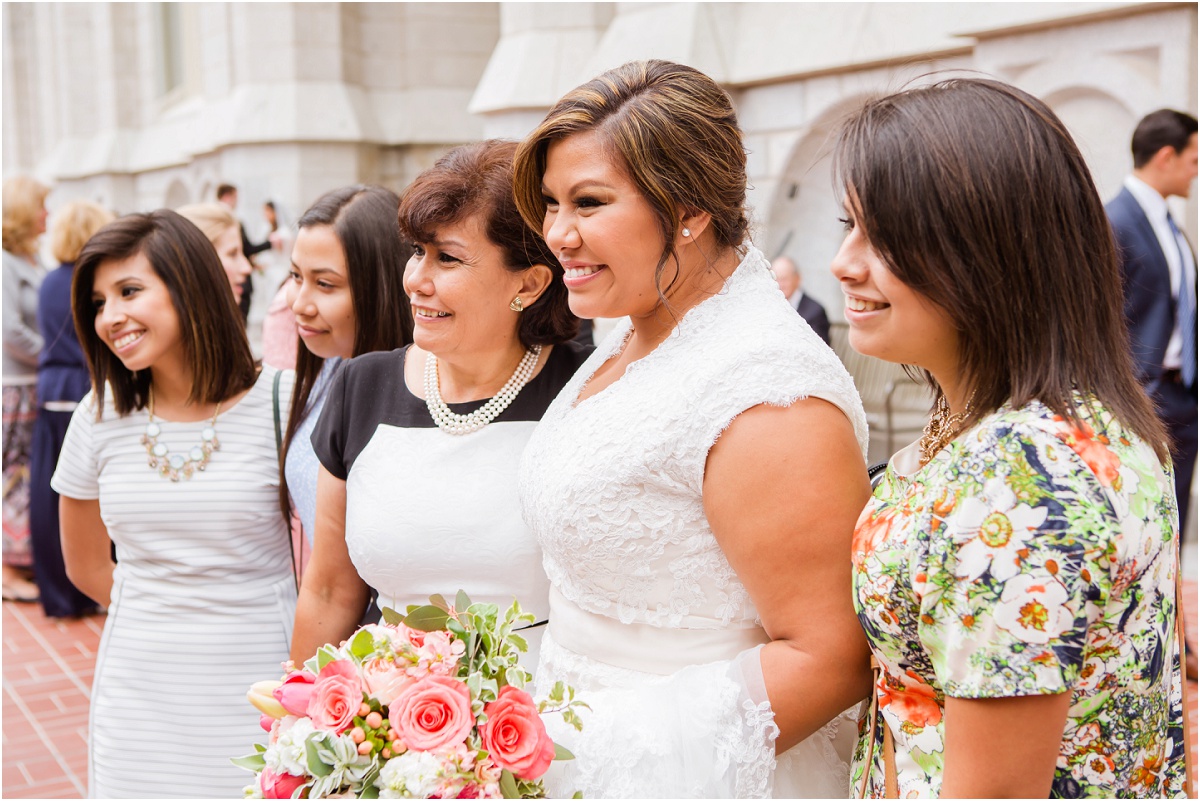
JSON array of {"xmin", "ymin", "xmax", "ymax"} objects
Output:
[{"xmin": 548, "ymin": 586, "xmax": 770, "ymax": 675}]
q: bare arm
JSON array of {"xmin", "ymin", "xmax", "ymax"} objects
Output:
[
  {"xmin": 289, "ymin": 466, "xmax": 370, "ymax": 664},
  {"xmin": 60, "ymin": 497, "xmax": 115, "ymax": 607},
  {"xmin": 940, "ymin": 693, "xmax": 1070, "ymax": 797},
  {"xmin": 704, "ymin": 397, "xmax": 872, "ymax": 753}
]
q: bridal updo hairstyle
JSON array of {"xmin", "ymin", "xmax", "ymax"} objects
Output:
[
  {"xmin": 833, "ymin": 77, "xmax": 1168, "ymax": 462},
  {"xmin": 512, "ymin": 59, "xmax": 750, "ymax": 300},
  {"xmin": 398, "ymin": 139, "xmax": 578, "ymax": 346},
  {"xmin": 72, "ymin": 210, "xmax": 257, "ymax": 418}
]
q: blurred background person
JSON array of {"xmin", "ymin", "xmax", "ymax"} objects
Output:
[
  {"xmin": 289, "ymin": 140, "xmax": 588, "ymax": 668},
  {"xmin": 1107, "ymin": 109, "xmax": 1198, "ymax": 681},
  {"xmin": 280, "ymin": 184, "xmax": 414, "ymax": 561},
  {"xmin": 835, "ymin": 79, "xmax": 1183, "ymax": 798},
  {"xmin": 773, "ymin": 254, "xmax": 831, "ymax": 344},
  {"xmin": 175, "ymin": 202, "xmax": 255, "ymax": 306},
  {"xmin": 54, "ymin": 210, "xmax": 296, "ymax": 797},
  {"xmin": 216, "ymin": 182, "xmax": 271, "ymax": 324},
  {"xmin": 29, "ymin": 200, "xmax": 114, "ymax": 618},
  {"xmin": 259, "ymin": 200, "xmax": 300, "ymax": 370},
  {"xmin": 2, "ymin": 176, "xmax": 51, "ymax": 603}
]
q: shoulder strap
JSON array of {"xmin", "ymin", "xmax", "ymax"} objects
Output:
[
  {"xmin": 272, "ymin": 368, "xmax": 283, "ymax": 459},
  {"xmin": 859, "ymin": 655, "xmax": 899, "ymax": 798}
]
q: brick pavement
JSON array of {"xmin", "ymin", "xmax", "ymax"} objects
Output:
[{"xmin": 3, "ymin": 584, "xmax": 1198, "ymax": 799}]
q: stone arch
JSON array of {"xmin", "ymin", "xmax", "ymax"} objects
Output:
[
  {"xmin": 1042, "ymin": 86, "xmax": 1136, "ymax": 203},
  {"xmin": 164, "ymin": 178, "xmax": 190, "ymax": 209},
  {"xmin": 763, "ymin": 94, "xmax": 872, "ymax": 320}
]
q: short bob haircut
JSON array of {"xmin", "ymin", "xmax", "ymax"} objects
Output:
[
  {"xmin": 175, "ymin": 202, "xmax": 238, "ymax": 247},
  {"xmin": 833, "ymin": 77, "xmax": 1169, "ymax": 462},
  {"xmin": 73, "ymin": 210, "xmax": 257, "ymax": 418},
  {"xmin": 51, "ymin": 200, "xmax": 115, "ymax": 265},
  {"xmin": 281, "ymin": 184, "xmax": 415, "ymax": 521},
  {"xmin": 2, "ymin": 176, "xmax": 51, "ymax": 257},
  {"xmin": 512, "ymin": 60, "xmax": 749, "ymax": 300},
  {"xmin": 399, "ymin": 139, "xmax": 578, "ymax": 347}
]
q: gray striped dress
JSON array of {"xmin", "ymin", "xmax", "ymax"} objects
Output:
[{"xmin": 52, "ymin": 367, "xmax": 296, "ymax": 798}]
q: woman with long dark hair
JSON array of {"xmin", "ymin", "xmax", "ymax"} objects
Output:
[
  {"xmin": 833, "ymin": 78, "xmax": 1184, "ymax": 798},
  {"xmin": 53, "ymin": 210, "xmax": 296, "ymax": 797},
  {"xmin": 280, "ymin": 185, "xmax": 413, "ymax": 550}
]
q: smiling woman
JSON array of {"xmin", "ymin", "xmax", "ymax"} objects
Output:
[
  {"xmin": 278, "ymin": 185, "xmax": 414, "ymax": 548},
  {"xmin": 52, "ymin": 209, "xmax": 297, "ymax": 797},
  {"xmin": 287, "ymin": 140, "xmax": 590, "ymax": 676}
]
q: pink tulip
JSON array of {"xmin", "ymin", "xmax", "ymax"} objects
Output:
[
  {"xmin": 259, "ymin": 713, "xmax": 275, "ymax": 732},
  {"xmin": 273, "ymin": 670, "xmax": 317, "ymax": 717},
  {"xmin": 260, "ymin": 768, "xmax": 307, "ymax": 799}
]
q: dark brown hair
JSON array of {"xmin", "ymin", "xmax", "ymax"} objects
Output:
[
  {"xmin": 833, "ymin": 77, "xmax": 1169, "ymax": 462},
  {"xmin": 1131, "ymin": 108, "xmax": 1198, "ymax": 168},
  {"xmin": 399, "ymin": 139, "xmax": 578, "ymax": 346},
  {"xmin": 512, "ymin": 60, "xmax": 749, "ymax": 301},
  {"xmin": 73, "ymin": 210, "xmax": 258, "ymax": 418},
  {"xmin": 281, "ymin": 185, "xmax": 415, "ymax": 524}
]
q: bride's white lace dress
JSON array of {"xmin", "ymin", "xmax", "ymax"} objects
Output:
[{"xmin": 519, "ymin": 246, "xmax": 870, "ymax": 798}]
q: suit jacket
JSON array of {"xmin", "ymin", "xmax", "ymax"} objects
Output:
[
  {"xmin": 1106, "ymin": 186, "xmax": 1192, "ymax": 390},
  {"xmin": 796, "ymin": 292, "xmax": 831, "ymax": 345}
]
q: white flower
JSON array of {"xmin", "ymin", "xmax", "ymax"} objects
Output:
[
  {"xmin": 992, "ymin": 572, "xmax": 1073, "ymax": 644},
  {"xmin": 947, "ymin": 478, "xmax": 1047, "ymax": 582},
  {"xmin": 376, "ymin": 750, "xmax": 448, "ymax": 798},
  {"xmin": 264, "ymin": 717, "xmax": 314, "ymax": 777},
  {"xmin": 242, "ymin": 782, "xmax": 264, "ymax": 799}
]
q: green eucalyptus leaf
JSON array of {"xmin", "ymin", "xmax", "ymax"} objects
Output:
[
  {"xmin": 403, "ymin": 605, "xmax": 451, "ymax": 632},
  {"xmin": 380, "ymin": 606, "xmax": 405, "ymax": 626},
  {"xmin": 359, "ymin": 783, "xmax": 380, "ymax": 799},
  {"xmin": 230, "ymin": 753, "xmax": 266, "ymax": 772},
  {"xmin": 430, "ymin": 593, "xmax": 450, "ymax": 612},
  {"xmin": 455, "ymin": 590, "xmax": 472, "ymax": 613},
  {"xmin": 499, "ymin": 769, "xmax": 520, "ymax": 799},
  {"xmin": 315, "ymin": 644, "xmax": 340, "ymax": 671},
  {"xmin": 349, "ymin": 628, "xmax": 375, "ymax": 659},
  {"xmin": 553, "ymin": 742, "xmax": 575, "ymax": 761}
]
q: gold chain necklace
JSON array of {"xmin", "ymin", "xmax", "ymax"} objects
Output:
[
  {"xmin": 917, "ymin": 392, "xmax": 974, "ymax": 467},
  {"xmin": 140, "ymin": 391, "xmax": 221, "ymax": 481}
]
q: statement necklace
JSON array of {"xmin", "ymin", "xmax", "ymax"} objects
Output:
[
  {"xmin": 141, "ymin": 391, "xmax": 221, "ymax": 481},
  {"xmin": 917, "ymin": 392, "xmax": 974, "ymax": 467},
  {"xmin": 424, "ymin": 345, "xmax": 542, "ymax": 435}
]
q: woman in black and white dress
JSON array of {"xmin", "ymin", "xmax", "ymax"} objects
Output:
[
  {"xmin": 289, "ymin": 140, "xmax": 589, "ymax": 668},
  {"xmin": 53, "ymin": 210, "xmax": 295, "ymax": 798}
]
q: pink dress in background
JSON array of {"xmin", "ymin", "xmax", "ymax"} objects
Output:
[{"xmin": 261, "ymin": 284, "xmax": 298, "ymax": 371}]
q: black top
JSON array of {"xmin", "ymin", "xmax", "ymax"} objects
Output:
[{"xmin": 313, "ymin": 341, "xmax": 593, "ymax": 480}]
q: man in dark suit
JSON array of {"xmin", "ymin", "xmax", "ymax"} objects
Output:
[
  {"xmin": 772, "ymin": 256, "xmax": 830, "ymax": 344},
  {"xmin": 1107, "ymin": 109, "xmax": 1197, "ymax": 677}
]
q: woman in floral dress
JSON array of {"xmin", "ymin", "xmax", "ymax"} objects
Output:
[{"xmin": 831, "ymin": 79, "xmax": 1186, "ymax": 797}]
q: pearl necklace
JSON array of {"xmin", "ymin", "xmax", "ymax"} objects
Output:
[
  {"xmin": 140, "ymin": 391, "xmax": 221, "ymax": 481},
  {"xmin": 424, "ymin": 345, "xmax": 542, "ymax": 435}
]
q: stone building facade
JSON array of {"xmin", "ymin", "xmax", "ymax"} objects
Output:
[{"xmin": 5, "ymin": 1, "xmax": 1196, "ymax": 312}]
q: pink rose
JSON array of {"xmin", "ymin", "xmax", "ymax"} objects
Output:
[
  {"xmin": 389, "ymin": 675, "xmax": 473, "ymax": 752},
  {"xmin": 479, "ymin": 686, "xmax": 555, "ymax": 780},
  {"xmin": 273, "ymin": 670, "xmax": 317, "ymax": 717},
  {"xmin": 260, "ymin": 768, "xmax": 307, "ymax": 799},
  {"xmin": 307, "ymin": 659, "xmax": 363, "ymax": 732},
  {"xmin": 361, "ymin": 656, "xmax": 414, "ymax": 706}
]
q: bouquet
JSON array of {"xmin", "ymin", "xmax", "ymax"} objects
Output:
[{"xmin": 235, "ymin": 592, "xmax": 586, "ymax": 799}]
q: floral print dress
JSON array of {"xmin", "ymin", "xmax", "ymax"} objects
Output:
[{"xmin": 850, "ymin": 398, "xmax": 1186, "ymax": 798}]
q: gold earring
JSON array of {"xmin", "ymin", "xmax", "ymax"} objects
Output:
[{"xmin": 510, "ymin": 296, "xmax": 524, "ymax": 312}]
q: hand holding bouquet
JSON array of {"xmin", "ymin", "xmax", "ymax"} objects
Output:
[{"xmin": 236, "ymin": 593, "xmax": 585, "ymax": 798}]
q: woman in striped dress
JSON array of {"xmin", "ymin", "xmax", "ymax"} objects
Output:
[{"xmin": 52, "ymin": 210, "xmax": 296, "ymax": 798}]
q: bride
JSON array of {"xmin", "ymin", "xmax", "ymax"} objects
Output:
[{"xmin": 512, "ymin": 60, "xmax": 873, "ymax": 798}]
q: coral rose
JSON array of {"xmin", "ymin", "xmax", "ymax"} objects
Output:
[
  {"xmin": 479, "ymin": 686, "xmax": 555, "ymax": 780},
  {"xmin": 259, "ymin": 768, "xmax": 307, "ymax": 799},
  {"xmin": 389, "ymin": 675, "xmax": 474, "ymax": 752},
  {"xmin": 307, "ymin": 659, "xmax": 363, "ymax": 732},
  {"xmin": 273, "ymin": 670, "xmax": 317, "ymax": 717}
]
